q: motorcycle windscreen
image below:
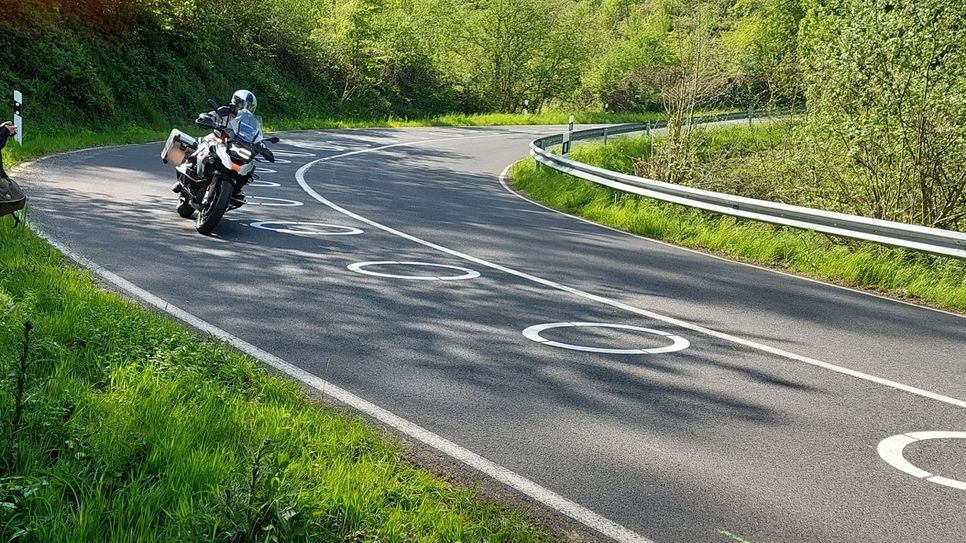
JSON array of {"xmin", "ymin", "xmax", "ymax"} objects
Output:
[{"xmin": 228, "ymin": 111, "xmax": 262, "ymax": 144}]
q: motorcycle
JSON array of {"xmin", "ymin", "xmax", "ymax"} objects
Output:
[{"xmin": 161, "ymin": 99, "xmax": 279, "ymax": 235}]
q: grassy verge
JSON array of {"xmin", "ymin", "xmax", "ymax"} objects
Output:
[
  {"xmin": 510, "ymin": 149, "xmax": 966, "ymax": 312},
  {"xmin": 0, "ymin": 224, "xmax": 553, "ymax": 539},
  {"xmin": 2, "ymin": 111, "xmax": 667, "ymax": 172}
]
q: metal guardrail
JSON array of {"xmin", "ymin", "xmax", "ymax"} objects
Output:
[{"xmin": 530, "ymin": 111, "xmax": 966, "ymax": 259}]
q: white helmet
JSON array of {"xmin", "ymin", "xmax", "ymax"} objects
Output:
[{"xmin": 231, "ymin": 90, "xmax": 257, "ymax": 113}]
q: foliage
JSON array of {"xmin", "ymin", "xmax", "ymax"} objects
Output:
[
  {"xmin": 723, "ymin": 0, "xmax": 805, "ymax": 107},
  {"xmin": 0, "ymin": 1, "xmax": 803, "ymax": 133},
  {"xmin": 799, "ymin": 0, "xmax": 966, "ymax": 229}
]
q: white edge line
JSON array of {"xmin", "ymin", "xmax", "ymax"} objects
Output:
[
  {"xmin": 296, "ymin": 139, "xmax": 966, "ymax": 412},
  {"xmin": 31, "ymin": 226, "xmax": 653, "ymax": 543},
  {"xmin": 497, "ymin": 165, "xmax": 966, "ymax": 320}
]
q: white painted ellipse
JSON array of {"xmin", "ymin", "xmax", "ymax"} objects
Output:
[
  {"xmin": 878, "ymin": 431, "xmax": 966, "ymax": 490},
  {"xmin": 347, "ymin": 261, "xmax": 480, "ymax": 281},
  {"xmin": 249, "ymin": 180, "xmax": 281, "ymax": 188},
  {"xmin": 522, "ymin": 322, "xmax": 690, "ymax": 355},
  {"xmin": 248, "ymin": 221, "xmax": 363, "ymax": 236},
  {"xmin": 246, "ymin": 197, "xmax": 303, "ymax": 207},
  {"xmin": 271, "ymin": 150, "xmax": 317, "ymax": 158}
]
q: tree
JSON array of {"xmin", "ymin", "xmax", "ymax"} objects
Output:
[
  {"xmin": 723, "ymin": 0, "xmax": 804, "ymax": 107},
  {"xmin": 800, "ymin": 0, "xmax": 966, "ymax": 228},
  {"xmin": 637, "ymin": 0, "xmax": 731, "ymax": 184}
]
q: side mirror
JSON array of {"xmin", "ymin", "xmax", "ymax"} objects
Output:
[
  {"xmin": 195, "ymin": 114, "xmax": 218, "ymax": 130},
  {"xmin": 260, "ymin": 148, "xmax": 276, "ymax": 163},
  {"xmin": 266, "ymin": 136, "xmax": 279, "ymax": 144},
  {"xmin": 207, "ymin": 99, "xmax": 220, "ymax": 111},
  {"xmin": 216, "ymin": 105, "xmax": 233, "ymax": 117}
]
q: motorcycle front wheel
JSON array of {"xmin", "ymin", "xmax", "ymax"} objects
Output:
[{"xmin": 195, "ymin": 179, "xmax": 233, "ymax": 235}]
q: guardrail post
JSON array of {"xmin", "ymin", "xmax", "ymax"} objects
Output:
[
  {"xmin": 603, "ymin": 127, "xmax": 608, "ymax": 145},
  {"xmin": 569, "ymin": 115, "xmax": 574, "ymax": 133},
  {"xmin": 13, "ymin": 90, "xmax": 23, "ymax": 145}
]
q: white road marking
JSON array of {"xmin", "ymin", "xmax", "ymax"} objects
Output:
[
  {"xmin": 248, "ymin": 221, "xmax": 363, "ymax": 236},
  {"xmin": 271, "ymin": 150, "xmax": 317, "ymax": 158},
  {"xmin": 522, "ymin": 322, "xmax": 690, "ymax": 355},
  {"xmin": 274, "ymin": 138, "xmax": 348, "ymax": 152},
  {"xmin": 878, "ymin": 432, "xmax": 966, "ymax": 490},
  {"xmin": 29, "ymin": 226, "xmax": 652, "ymax": 543},
  {"xmin": 296, "ymin": 137, "xmax": 966, "ymax": 412},
  {"xmin": 249, "ymin": 180, "xmax": 281, "ymax": 188},
  {"xmin": 347, "ymin": 261, "xmax": 480, "ymax": 281},
  {"xmin": 246, "ymin": 197, "xmax": 304, "ymax": 207},
  {"xmin": 256, "ymin": 168, "xmax": 278, "ymax": 174}
]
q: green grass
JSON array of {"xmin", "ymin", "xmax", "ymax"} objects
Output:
[
  {"xmin": 2, "ymin": 125, "xmax": 176, "ymax": 171},
  {"xmin": 0, "ymin": 224, "xmax": 554, "ymax": 541},
  {"xmin": 510, "ymin": 154, "xmax": 966, "ymax": 312}
]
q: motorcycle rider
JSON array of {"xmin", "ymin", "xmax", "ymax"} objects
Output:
[
  {"xmin": 222, "ymin": 89, "xmax": 257, "ymax": 126},
  {"xmin": 177, "ymin": 89, "xmax": 258, "ymax": 205}
]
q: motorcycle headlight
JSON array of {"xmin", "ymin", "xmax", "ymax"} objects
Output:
[{"xmin": 229, "ymin": 144, "xmax": 253, "ymax": 162}]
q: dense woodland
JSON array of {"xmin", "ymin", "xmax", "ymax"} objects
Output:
[
  {"xmin": 0, "ymin": 0, "xmax": 803, "ymax": 123},
  {"xmin": 0, "ymin": 0, "xmax": 963, "ymax": 228}
]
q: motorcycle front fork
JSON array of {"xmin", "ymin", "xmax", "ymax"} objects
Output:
[{"xmin": 201, "ymin": 180, "xmax": 218, "ymax": 206}]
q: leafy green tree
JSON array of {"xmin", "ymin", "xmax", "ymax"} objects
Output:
[
  {"xmin": 800, "ymin": 0, "xmax": 966, "ymax": 228},
  {"xmin": 723, "ymin": 0, "xmax": 804, "ymax": 107},
  {"xmin": 581, "ymin": 2, "xmax": 671, "ymax": 111}
]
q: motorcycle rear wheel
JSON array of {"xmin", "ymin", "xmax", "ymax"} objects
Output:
[{"xmin": 195, "ymin": 179, "xmax": 232, "ymax": 235}]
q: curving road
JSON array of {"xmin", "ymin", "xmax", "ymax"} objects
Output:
[{"xmin": 20, "ymin": 126, "xmax": 966, "ymax": 543}]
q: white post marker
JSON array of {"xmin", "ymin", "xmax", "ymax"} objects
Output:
[
  {"xmin": 12, "ymin": 90, "xmax": 23, "ymax": 145},
  {"xmin": 523, "ymin": 99, "xmax": 529, "ymax": 116},
  {"xmin": 562, "ymin": 114, "xmax": 574, "ymax": 156}
]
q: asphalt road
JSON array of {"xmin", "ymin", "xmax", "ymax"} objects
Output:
[{"xmin": 20, "ymin": 126, "xmax": 966, "ymax": 543}]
